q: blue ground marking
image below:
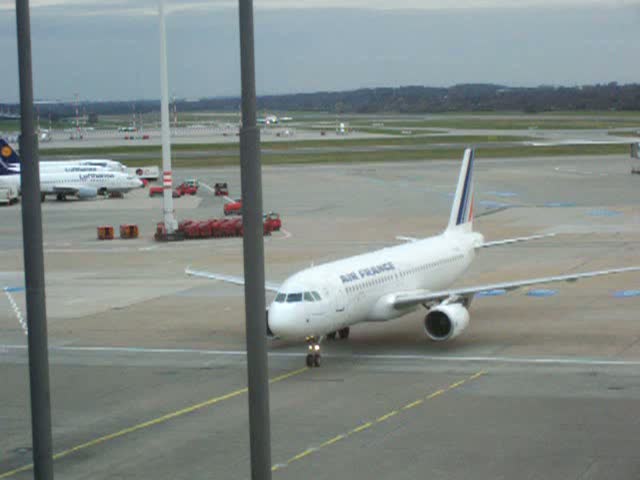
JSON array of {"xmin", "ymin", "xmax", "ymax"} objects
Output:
[
  {"xmin": 476, "ymin": 289, "xmax": 507, "ymax": 297},
  {"xmin": 545, "ymin": 202, "xmax": 576, "ymax": 207},
  {"xmin": 588, "ymin": 209, "xmax": 622, "ymax": 217},
  {"xmin": 3, "ymin": 286, "xmax": 25, "ymax": 293},
  {"xmin": 478, "ymin": 200, "xmax": 509, "ymax": 209},
  {"xmin": 484, "ymin": 191, "xmax": 518, "ymax": 198},
  {"xmin": 613, "ymin": 290, "xmax": 640, "ymax": 298},
  {"xmin": 527, "ymin": 289, "xmax": 558, "ymax": 297}
]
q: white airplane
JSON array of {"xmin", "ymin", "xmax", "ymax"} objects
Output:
[
  {"xmin": 187, "ymin": 149, "xmax": 640, "ymax": 367},
  {"xmin": 1, "ymin": 138, "xmax": 127, "ymax": 173},
  {"xmin": 0, "ymin": 157, "xmax": 142, "ymax": 200},
  {"xmin": 257, "ymin": 114, "xmax": 292, "ymax": 126}
]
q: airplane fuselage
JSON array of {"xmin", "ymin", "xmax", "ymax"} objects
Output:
[{"xmin": 267, "ymin": 229, "xmax": 483, "ymax": 340}]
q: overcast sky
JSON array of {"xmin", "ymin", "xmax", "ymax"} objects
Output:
[{"xmin": 0, "ymin": 1, "xmax": 639, "ymax": 102}]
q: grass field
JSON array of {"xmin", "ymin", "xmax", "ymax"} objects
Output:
[
  {"xmin": 83, "ymin": 143, "xmax": 628, "ymax": 169},
  {"xmin": 38, "ymin": 134, "xmax": 538, "ymax": 157}
]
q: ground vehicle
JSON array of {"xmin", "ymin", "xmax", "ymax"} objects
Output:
[
  {"xmin": 149, "ymin": 186, "xmax": 182, "ymax": 198},
  {"xmin": 214, "ymin": 182, "xmax": 229, "ymax": 196},
  {"xmin": 175, "ymin": 183, "xmax": 198, "ymax": 196},
  {"xmin": 263, "ymin": 212, "xmax": 282, "ymax": 231},
  {"xmin": 224, "ymin": 198, "xmax": 242, "ymax": 215},
  {"xmin": 0, "ymin": 187, "xmax": 18, "ymax": 205},
  {"xmin": 127, "ymin": 166, "xmax": 160, "ymax": 181},
  {"xmin": 184, "ymin": 178, "xmax": 199, "ymax": 188}
]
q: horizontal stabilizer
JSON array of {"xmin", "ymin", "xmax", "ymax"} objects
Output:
[{"xmin": 479, "ymin": 233, "xmax": 556, "ymax": 249}]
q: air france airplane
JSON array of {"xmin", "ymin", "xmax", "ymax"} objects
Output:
[
  {"xmin": 1, "ymin": 138, "xmax": 127, "ymax": 173},
  {"xmin": 187, "ymin": 149, "xmax": 639, "ymax": 367}
]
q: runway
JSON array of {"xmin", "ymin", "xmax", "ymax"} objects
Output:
[{"xmin": 1, "ymin": 153, "xmax": 639, "ymax": 479}]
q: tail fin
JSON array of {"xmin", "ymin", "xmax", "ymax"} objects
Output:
[
  {"xmin": 0, "ymin": 157, "xmax": 15, "ymax": 176},
  {"xmin": 0, "ymin": 139, "xmax": 21, "ymax": 167},
  {"xmin": 446, "ymin": 148, "xmax": 475, "ymax": 232}
]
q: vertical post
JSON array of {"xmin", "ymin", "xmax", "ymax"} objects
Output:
[
  {"xmin": 15, "ymin": 0, "xmax": 54, "ymax": 479},
  {"xmin": 238, "ymin": 0, "xmax": 271, "ymax": 479},
  {"xmin": 159, "ymin": 0, "xmax": 177, "ymax": 233}
]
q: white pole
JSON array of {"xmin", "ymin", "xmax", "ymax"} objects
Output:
[{"xmin": 159, "ymin": 0, "xmax": 177, "ymax": 233}]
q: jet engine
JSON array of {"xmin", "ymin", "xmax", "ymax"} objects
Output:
[
  {"xmin": 424, "ymin": 303, "xmax": 470, "ymax": 341},
  {"xmin": 77, "ymin": 186, "xmax": 98, "ymax": 199}
]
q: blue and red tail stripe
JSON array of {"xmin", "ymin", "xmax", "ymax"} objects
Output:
[{"xmin": 455, "ymin": 148, "xmax": 474, "ymax": 225}]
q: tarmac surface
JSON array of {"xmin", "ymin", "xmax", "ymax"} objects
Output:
[{"xmin": 1, "ymin": 153, "xmax": 639, "ymax": 479}]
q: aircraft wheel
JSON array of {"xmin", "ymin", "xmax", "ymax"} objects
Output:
[
  {"xmin": 313, "ymin": 354, "xmax": 321, "ymax": 367},
  {"xmin": 338, "ymin": 327, "xmax": 350, "ymax": 340},
  {"xmin": 327, "ymin": 331, "xmax": 337, "ymax": 340},
  {"xmin": 305, "ymin": 354, "xmax": 314, "ymax": 368}
]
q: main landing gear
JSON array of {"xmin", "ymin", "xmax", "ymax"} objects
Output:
[
  {"xmin": 326, "ymin": 327, "xmax": 350, "ymax": 341},
  {"xmin": 305, "ymin": 337, "xmax": 321, "ymax": 368}
]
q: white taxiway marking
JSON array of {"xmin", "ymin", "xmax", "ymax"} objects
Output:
[
  {"xmin": 199, "ymin": 182, "xmax": 216, "ymax": 194},
  {"xmin": 1, "ymin": 344, "xmax": 639, "ymax": 366},
  {"xmin": 3, "ymin": 289, "xmax": 27, "ymax": 335},
  {"xmin": 279, "ymin": 228, "xmax": 293, "ymax": 239}
]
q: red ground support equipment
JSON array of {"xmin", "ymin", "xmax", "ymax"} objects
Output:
[
  {"xmin": 263, "ymin": 212, "xmax": 282, "ymax": 233},
  {"xmin": 178, "ymin": 220, "xmax": 191, "ymax": 231},
  {"xmin": 97, "ymin": 226, "xmax": 114, "ymax": 240},
  {"xmin": 119, "ymin": 224, "xmax": 139, "ymax": 239},
  {"xmin": 149, "ymin": 186, "xmax": 164, "ymax": 197},
  {"xmin": 176, "ymin": 183, "xmax": 198, "ymax": 196},
  {"xmin": 198, "ymin": 221, "xmax": 213, "ymax": 238},
  {"xmin": 214, "ymin": 182, "xmax": 229, "ymax": 196},
  {"xmin": 224, "ymin": 199, "xmax": 242, "ymax": 216}
]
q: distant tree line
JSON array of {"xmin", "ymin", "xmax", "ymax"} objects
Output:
[{"xmin": 3, "ymin": 83, "xmax": 640, "ymax": 118}]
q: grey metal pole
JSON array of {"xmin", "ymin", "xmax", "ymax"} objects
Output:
[
  {"xmin": 238, "ymin": 0, "xmax": 272, "ymax": 479},
  {"xmin": 158, "ymin": 0, "xmax": 178, "ymax": 234},
  {"xmin": 15, "ymin": 0, "xmax": 54, "ymax": 479}
]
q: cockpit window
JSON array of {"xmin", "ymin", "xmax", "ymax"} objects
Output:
[
  {"xmin": 286, "ymin": 293, "xmax": 303, "ymax": 303},
  {"xmin": 304, "ymin": 292, "xmax": 314, "ymax": 302},
  {"xmin": 275, "ymin": 293, "xmax": 286, "ymax": 303},
  {"xmin": 311, "ymin": 291, "xmax": 321, "ymax": 301}
]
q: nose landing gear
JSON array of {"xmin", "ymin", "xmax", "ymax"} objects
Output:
[{"xmin": 305, "ymin": 337, "xmax": 321, "ymax": 368}]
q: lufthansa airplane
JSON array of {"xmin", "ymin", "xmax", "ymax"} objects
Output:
[
  {"xmin": 187, "ymin": 149, "xmax": 639, "ymax": 367},
  {"xmin": 0, "ymin": 145, "xmax": 142, "ymax": 200}
]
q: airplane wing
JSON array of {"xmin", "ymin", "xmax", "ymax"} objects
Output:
[
  {"xmin": 392, "ymin": 266, "xmax": 640, "ymax": 309},
  {"xmin": 479, "ymin": 233, "xmax": 556, "ymax": 248},
  {"xmin": 185, "ymin": 267, "xmax": 281, "ymax": 293}
]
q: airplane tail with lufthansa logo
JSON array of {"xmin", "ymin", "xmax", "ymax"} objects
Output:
[
  {"xmin": 446, "ymin": 148, "xmax": 475, "ymax": 233},
  {"xmin": 0, "ymin": 138, "xmax": 21, "ymax": 171}
]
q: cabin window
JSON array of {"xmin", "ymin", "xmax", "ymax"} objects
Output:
[
  {"xmin": 275, "ymin": 293, "xmax": 286, "ymax": 303},
  {"xmin": 304, "ymin": 292, "xmax": 314, "ymax": 302},
  {"xmin": 286, "ymin": 293, "xmax": 303, "ymax": 303}
]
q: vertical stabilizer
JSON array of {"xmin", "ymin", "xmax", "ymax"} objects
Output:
[
  {"xmin": 0, "ymin": 139, "xmax": 21, "ymax": 168},
  {"xmin": 446, "ymin": 148, "xmax": 475, "ymax": 232}
]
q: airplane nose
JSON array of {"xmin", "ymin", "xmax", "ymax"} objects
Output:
[{"xmin": 267, "ymin": 302, "xmax": 305, "ymax": 339}]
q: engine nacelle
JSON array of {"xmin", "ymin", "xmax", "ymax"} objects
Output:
[
  {"xmin": 424, "ymin": 303, "xmax": 470, "ymax": 341},
  {"xmin": 77, "ymin": 186, "xmax": 98, "ymax": 199}
]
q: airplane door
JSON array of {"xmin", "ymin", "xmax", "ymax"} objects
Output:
[{"xmin": 334, "ymin": 286, "xmax": 347, "ymax": 313}]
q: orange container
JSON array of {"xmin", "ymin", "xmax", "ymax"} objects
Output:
[
  {"xmin": 97, "ymin": 226, "xmax": 114, "ymax": 240},
  {"xmin": 119, "ymin": 224, "xmax": 139, "ymax": 239}
]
